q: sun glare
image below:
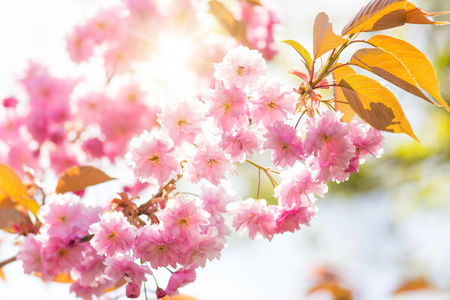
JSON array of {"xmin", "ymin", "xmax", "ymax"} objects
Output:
[{"xmin": 137, "ymin": 32, "xmax": 199, "ymax": 101}]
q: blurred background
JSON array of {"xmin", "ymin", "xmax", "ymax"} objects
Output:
[{"xmin": 0, "ymin": 0, "xmax": 450, "ymax": 299}]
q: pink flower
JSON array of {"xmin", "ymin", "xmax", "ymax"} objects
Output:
[
  {"xmin": 125, "ymin": 130, "xmax": 182, "ymax": 186},
  {"xmin": 89, "ymin": 211, "xmax": 137, "ymax": 257},
  {"xmin": 71, "ymin": 246, "xmax": 110, "ymax": 289},
  {"xmin": 165, "ymin": 265, "xmax": 196, "ymax": 297},
  {"xmin": 66, "ymin": 25, "xmax": 95, "ymax": 63},
  {"xmin": 214, "ymin": 45, "xmax": 267, "ymax": 89},
  {"xmin": 240, "ymin": 2, "xmax": 279, "ymax": 60},
  {"xmin": 187, "ymin": 143, "xmax": 235, "ymax": 185},
  {"xmin": 160, "ymin": 98, "xmax": 206, "ymax": 145},
  {"xmin": 157, "ymin": 195, "xmax": 210, "ymax": 237},
  {"xmin": 38, "ymin": 194, "xmax": 89, "ymax": 238},
  {"xmin": 134, "ymin": 226, "xmax": 181, "ymax": 269},
  {"xmin": 251, "ymin": 79, "xmax": 296, "ymax": 127},
  {"xmin": 231, "ymin": 198, "xmax": 276, "ymax": 241},
  {"xmin": 219, "ymin": 126, "xmax": 262, "ymax": 162},
  {"xmin": 303, "ymin": 110, "xmax": 349, "ymax": 156},
  {"xmin": 274, "ymin": 162, "xmax": 327, "ymax": 207},
  {"xmin": 17, "ymin": 234, "xmax": 44, "ymax": 275},
  {"xmin": 199, "ymin": 183, "xmax": 234, "ymax": 215},
  {"xmin": 126, "ymin": 282, "xmax": 141, "ymax": 298},
  {"xmin": 263, "ymin": 121, "xmax": 305, "ymax": 168},
  {"xmin": 105, "ymin": 254, "xmax": 151, "ymax": 286},
  {"xmin": 182, "ymin": 227, "xmax": 226, "ymax": 268},
  {"xmin": 348, "ymin": 120, "xmax": 384, "ymax": 160},
  {"xmin": 204, "ymin": 82, "xmax": 249, "ymax": 132},
  {"xmin": 41, "ymin": 236, "xmax": 85, "ymax": 279},
  {"xmin": 275, "ymin": 205, "xmax": 317, "ymax": 234}
]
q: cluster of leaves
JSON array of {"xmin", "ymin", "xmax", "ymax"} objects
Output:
[{"xmin": 283, "ymin": 0, "xmax": 449, "ymax": 141}]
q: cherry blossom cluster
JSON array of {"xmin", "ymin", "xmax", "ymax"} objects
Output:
[
  {"xmin": 126, "ymin": 45, "xmax": 385, "ymax": 242},
  {"xmin": 14, "ymin": 44, "xmax": 385, "ymax": 300}
]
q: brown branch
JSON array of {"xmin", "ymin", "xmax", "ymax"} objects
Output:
[
  {"xmin": 137, "ymin": 177, "xmax": 179, "ymax": 215},
  {"xmin": 0, "ymin": 255, "xmax": 17, "ymax": 269}
]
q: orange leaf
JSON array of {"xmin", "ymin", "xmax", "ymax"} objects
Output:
[
  {"xmin": 332, "ymin": 64, "xmax": 357, "ymax": 122},
  {"xmin": 55, "ymin": 166, "xmax": 116, "ymax": 194},
  {"xmin": 243, "ymin": 0, "xmax": 262, "ymax": 6},
  {"xmin": 34, "ymin": 272, "xmax": 74, "ymax": 283},
  {"xmin": 405, "ymin": 2, "xmax": 449, "ymax": 25},
  {"xmin": 161, "ymin": 295, "xmax": 198, "ymax": 300},
  {"xmin": 0, "ymin": 268, "xmax": 5, "ymax": 281},
  {"xmin": 313, "ymin": 12, "xmax": 348, "ymax": 60},
  {"xmin": 349, "ymin": 47, "xmax": 431, "ymax": 102},
  {"xmin": 0, "ymin": 163, "xmax": 39, "ymax": 217},
  {"xmin": 337, "ymin": 74, "xmax": 418, "ymax": 141},
  {"xmin": 103, "ymin": 277, "xmax": 127, "ymax": 293},
  {"xmin": 0, "ymin": 205, "xmax": 30, "ymax": 232},
  {"xmin": 341, "ymin": 0, "xmax": 407, "ymax": 36},
  {"xmin": 209, "ymin": 1, "xmax": 249, "ymax": 46},
  {"xmin": 308, "ymin": 283, "xmax": 353, "ymax": 300},
  {"xmin": 369, "ymin": 35, "xmax": 450, "ymax": 110},
  {"xmin": 394, "ymin": 277, "xmax": 434, "ymax": 294}
]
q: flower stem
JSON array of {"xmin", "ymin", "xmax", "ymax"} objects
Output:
[{"xmin": 0, "ymin": 255, "xmax": 17, "ymax": 268}]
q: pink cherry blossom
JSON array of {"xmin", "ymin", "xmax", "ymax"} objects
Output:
[
  {"xmin": 263, "ymin": 121, "xmax": 305, "ymax": 168},
  {"xmin": 199, "ymin": 183, "xmax": 234, "ymax": 215},
  {"xmin": 41, "ymin": 235, "xmax": 85, "ymax": 279},
  {"xmin": 89, "ymin": 210, "xmax": 137, "ymax": 257},
  {"xmin": 38, "ymin": 193, "xmax": 89, "ymax": 238},
  {"xmin": 250, "ymin": 79, "xmax": 296, "ymax": 127},
  {"xmin": 219, "ymin": 126, "xmax": 262, "ymax": 162},
  {"xmin": 17, "ymin": 234, "xmax": 44, "ymax": 275},
  {"xmin": 231, "ymin": 198, "xmax": 276, "ymax": 241},
  {"xmin": 104, "ymin": 254, "xmax": 151, "ymax": 286},
  {"xmin": 274, "ymin": 162, "xmax": 327, "ymax": 207},
  {"xmin": 214, "ymin": 45, "xmax": 267, "ymax": 89},
  {"xmin": 187, "ymin": 143, "xmax": 235, "ymax": 185},
  {"xmin": 275, "ymin": 204, "xmax": 317, "ymax": 234},
  {"xmin": 134, "ymin": 226, "xmax": 181, "ymax": 269},
  {"xmin": 160, "ymin": 98, "xmax": 206, "ymax": 145},
  {"xmin": 182, "ymin": 227, "xmax": 226, "ymax": 268},
  {"xmin": 157, "ymin": 195, "xmax": 210, "ymax": 237},
  {"xmin": 348, "ymin": 120, "xmax": 384, "ymax": 160},
  {"xmin": 66, "ymin": 25, "xmax": 95, "ymax": 63},
  {"xmin": 125, "ymin": 130, "xmax": 182, "ymax": 186},
  {"xmin": 165, "ymin": 265, "xmax": 196, "ymax": 297},
  {"xmin": 204, "ymin": 82, "xmax": 249, "ymax": 132}
]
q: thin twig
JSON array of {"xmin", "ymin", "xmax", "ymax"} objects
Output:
[{"xmin": 0, "ymin": 255, "xmax": 17, "ymax": 268}]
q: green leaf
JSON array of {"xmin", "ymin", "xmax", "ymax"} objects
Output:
[
  {"xmin": 282, "ymin": 40, "xmax": 313, "ymax": 71},
  {"xmin": 55, "ymin": 166, "xmax": 116, "ymax": 194},
  {"xmin": 337, "ymin": 74, "xmax": 418, "ymax": 141}
]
